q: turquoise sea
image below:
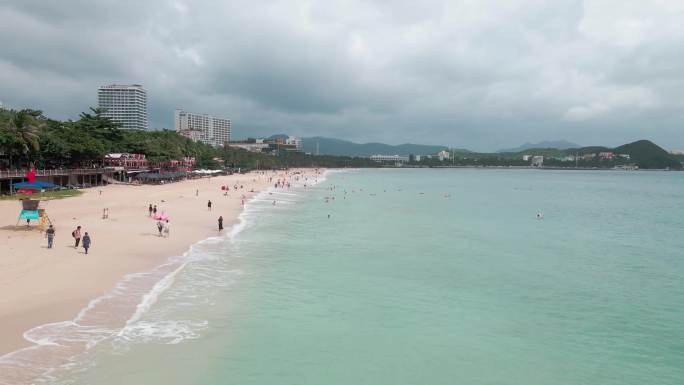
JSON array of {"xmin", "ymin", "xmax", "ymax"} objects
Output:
[{"xmin": 18, "ymin": 169, "xmax": 684, "ymax": 384}]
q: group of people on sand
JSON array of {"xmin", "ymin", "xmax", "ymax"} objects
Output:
[
  {"xmin": 148, "ymin": 204, "xmax": 158, "ymax": 217},
  {"xmin": 44, "ymin": 224, "xmax": 92, "ymax": 254},
  {"xmin": 39, "ymin": 170, "xmax": 319, "ymax": 254},
  {"xmin": 150, "ymin": 170, "xmax": 322, "ymax": 239},
  {"xmin": 72, "ymin": 226, "xmax": 92, "ymax": 253},
  {"xmin": 148, "ymin": 203, "xmax": 171, "ymax": 237},
  {"xmin": 156, "ymin": 219, "xmax": 170, "ymax": 237}
]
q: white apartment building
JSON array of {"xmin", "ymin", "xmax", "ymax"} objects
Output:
[
  {"xmin": 98, "ymin": 84, "xmax": 148, "ymax": 130},
  {"xmin": 286, "ymin": 136, "xmax": 303, "ymax": 151},
  {"xmin": 174, "ymin": 109, "xmax": 231, "ymax": 147},
  {"xmin": 229, "ymin": 139, "xmax": 270, "ymax": 153},
  {"xmin": 370, "ymin": 154, "xmax": 409, "ymax": 163},
  {"xmin": 531, "ymin": 155, "xmax": 544, "ymax": 167}
]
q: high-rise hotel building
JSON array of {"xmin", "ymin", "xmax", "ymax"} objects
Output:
[
  {"xmin": 97, "ymin": 84, "xmax": 148, "ymax": 130},
  {"xmin": 174, "ymin": 109, "xmax": 231, "ymax": 147}
]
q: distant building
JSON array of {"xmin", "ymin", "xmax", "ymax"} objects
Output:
[
  {"xmin": 414, "ymin": 155, "xmax": 422, "ymax": 162},
  {"xmin": 229, "ymin": 137, "xmax": 301, "ymax": 155},
  {"xmin": 618, "ymin": 153, "xmax": 631, "ymax": 159},
  {"xmin": 98, "ymin": 84, "xmax": 148, "ymax": 130},
  {"xmin": 437, "ymin": 150, "xmax": 450, "ymax": 161},
  {"xmin": 174, "ymin": 109, "xmax": 231, "ymax": 147},
  {"xmin": 370, "ymin": 154, "xmax": 409, "ymax": 164},
  {"xmin": 229, "ymin": 139, "xmax": 270, "ymax": 153},
  {"xmin": 598, "ymin": 152, "xmax": 614, "ymax": 160},
  {"xmin": 286, "ymin": 136, "xmax": 303, "ymax": 151},
  {"xmin": 522, "ymin": 155, "xmax": 532, "ymax": 161},
  {"xmin": 583, "ymin": 153, "xmax": 596, "ymax": 161},
  {"xmin": 531, "ymin": 155, "xmax": 544, "ymax": 167},
  {"xmin": 104, "ymin": 153, "xmax": 148, "ymax": 169}
]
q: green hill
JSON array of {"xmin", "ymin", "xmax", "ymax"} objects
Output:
[
  {"xmin": 302, "ymin": 136, "xmax": 446, "ymax": 156},
  {"xmin": 614, "ymin": 140, "xmax": 682, "ymax": 170},
  {"xmin": 498, "ymin": 140, "xmax": 580, "ymax": 153}
]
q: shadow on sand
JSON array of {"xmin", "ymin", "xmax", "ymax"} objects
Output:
[{"xmin": 0, "ymin": 225, "xmax": 43, "ymax": 232}]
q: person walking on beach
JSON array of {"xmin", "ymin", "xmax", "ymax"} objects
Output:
[
  {"xmin": 218, "ymin": 216, "xmax": 223, "ymax": 231},
  {"xmin": 45, "ymin": 225, "xmax": 55, "ymax": 249},
  {"xmin": 148, "ymin": 204, "xmax": 153, "ymax": 216},
  {"xmin": 156, "ymin": 220, "xmax": 164, "ymax": 237},
  {"xmin": 207, "ymin": 200, "xmax": 212, "ymax": 211},
  {"xmin": 72, "ymin": 226, "xmax": 81, "ymax": 248},
  {"xmin": 163, "ymin": 220, "xmax": 170, "ymax": 238},
  {"xmin": 82, "ymin": 232, "xmax": 91, "ymax": 254},
  {"xmin": 153, "ymin": 205, "xmax": 158, "ymax": 216}
]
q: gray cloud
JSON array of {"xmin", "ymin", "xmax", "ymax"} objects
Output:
[{"xmin": 1, "ymin": 0, "xmax": 683, "ymax": 151}]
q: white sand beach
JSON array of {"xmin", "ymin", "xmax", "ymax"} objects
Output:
[{"xmin": 0, "ymin": 169, "xmax": 318, "ymax": 358}]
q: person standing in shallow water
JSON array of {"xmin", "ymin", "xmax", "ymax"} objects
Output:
[
  {"xmin": 218, "ymin": 216, "xmax": 223, "ymax": 231},
  {"xmin": 82, "ymin": 232, "xmax": 91, "ymax": 254}
]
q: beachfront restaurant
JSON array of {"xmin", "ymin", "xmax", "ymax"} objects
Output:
[{"xmin": 0, "ymin": 168, "xmax": 107, "ymax": 195}]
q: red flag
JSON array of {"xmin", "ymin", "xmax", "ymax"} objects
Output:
[{"xmin": 26, "ymin": 168, "xmax": 36, "ymax": 183}]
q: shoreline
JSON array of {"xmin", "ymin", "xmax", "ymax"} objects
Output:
[{"xmin": 0, "ymin": 169, "xmax": 323, "ymax": 384}]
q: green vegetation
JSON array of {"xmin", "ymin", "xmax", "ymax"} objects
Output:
[
  {"xmin": 444, "ymin": 140, "xmax": 681, "ymax": 170},
  {"xmin": 614, "ymin": 140, "xmax": 681, "ymax": 170},
  {"xmin": 0, "ymin": 108, "xmax": 378, "ymax": 170},
  {"xmin": 0, "ymin": 189, "xmax": 83, "ymax": 201},
  {"xmin": 1, "ymin": 107, "xmax": 679, "ymax": 171}
]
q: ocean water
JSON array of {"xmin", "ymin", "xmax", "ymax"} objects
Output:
[{"xmin": 14, "ymin": 169, "xmax": 684, "ymax": 384}]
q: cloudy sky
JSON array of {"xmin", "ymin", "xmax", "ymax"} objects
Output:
[{"xmin": 1, "ymin": 0, "xmax": 683, "ymax": 151}]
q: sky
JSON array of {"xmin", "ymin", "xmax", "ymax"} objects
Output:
[{"xmin": 1, "ymin": 0, "xmax": 683, "ymax": 151}]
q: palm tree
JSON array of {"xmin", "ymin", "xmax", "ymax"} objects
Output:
[{"xmin": 7, "ymin": 109, "xmax": 45, "ymax": 167}]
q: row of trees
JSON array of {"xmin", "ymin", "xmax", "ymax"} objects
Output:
[{"xmin": 0, "ymin": 107, "xmax": 379, "ymax": 170}]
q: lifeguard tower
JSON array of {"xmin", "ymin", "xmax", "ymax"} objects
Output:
[{"xmin": 17, "ymin": 199, "xmax": 53, "ymax": 230}]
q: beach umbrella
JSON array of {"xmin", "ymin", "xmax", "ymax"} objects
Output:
[
  {"xmin": 13, "ymin": 181, "xmax": 60, "ymax": 190},
  {"xmin": 17, "ymin": 188, "xmax": 36, "ymax": 195}
]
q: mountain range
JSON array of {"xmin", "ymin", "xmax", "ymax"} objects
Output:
[
  {"xmin": 301, "ymin": 137, "xmax": 448, "ymax": 157},
  {"xmin": 497, "ymin": 140, "xmax": 581, "ymax": 153},
  {"xmin": 293, "ymin": 136, "xmax": 680, "ymax": 170},
  {"xmin": 495, "ymin": 140, "xmax": 681, "ymax": 170}
]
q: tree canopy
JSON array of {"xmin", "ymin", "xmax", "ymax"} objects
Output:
[{"xmin": 0, "ymin": 107, "xmax": 378, "ymax": 170}]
